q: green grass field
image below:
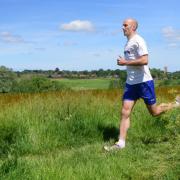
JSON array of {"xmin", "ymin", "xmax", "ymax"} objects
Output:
[
  {"xmin": 54, "ymin": 78, "xmax": 180, "ymax": 90},
  {"xmin": 0, "ymin": 87, "xmax": 180, "ymax": 179},
  {"xmin": 54, "ymin": 78, "xmax": 112, "ymax": 90}
]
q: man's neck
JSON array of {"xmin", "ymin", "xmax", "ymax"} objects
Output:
[{"xmin": 127, "ymin": 32, "xmax": 137, "ymax": 40}]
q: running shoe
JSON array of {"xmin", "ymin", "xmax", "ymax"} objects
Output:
[
  {"xmin": 175, "ymin": 96, "xmax": 180, "ymax": 106},
  {"xmin": 104, "ymin": 142, "xmax": 125, "ymax": 152}
]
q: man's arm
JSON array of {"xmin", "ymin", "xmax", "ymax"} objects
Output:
[{"xmin": 117, "ymin": 55, "xmax": 148, "ymax": 66}]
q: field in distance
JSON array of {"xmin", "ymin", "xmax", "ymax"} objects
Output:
[{"xmin": 54, "ymin": 78, "xmax": 112, "ymax": 90}]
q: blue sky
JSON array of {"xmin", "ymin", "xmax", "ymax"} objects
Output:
[{"xmin": 0, "ymin": 0, "xmax": 180, "ymax": 72}]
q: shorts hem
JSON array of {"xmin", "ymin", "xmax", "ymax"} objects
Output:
[
  {"xmin": 145, "ymin": 101, "xmax": 156, "ymax": 105},
  {"xmin": 123, "ymin": 98, "xmax": 138, "ymax": 102}
]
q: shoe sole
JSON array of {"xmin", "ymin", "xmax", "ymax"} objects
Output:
[
  {"xmin": 175, "ymin": 96, "xmax": 180, "ymax": 106},
  {"xmin": 103, "ymin": 145, "xmax": 124, "ymax": 152},
  {"xmin": 103, "ymin": 145, "xmax": 110, "ymax": 151}
]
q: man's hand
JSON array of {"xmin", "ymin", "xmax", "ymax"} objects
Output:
[
  {"xmin": 117, "ymin": 55, "xmax": 148, "ymax": 66},
  {"xmin": 117, "ymin": 56, "xmax": 127, "ymax": 66}
]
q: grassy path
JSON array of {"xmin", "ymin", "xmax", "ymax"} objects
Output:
[{"xmin": 0, "ymin": 88, "xmax": 179, "ymax": 179}]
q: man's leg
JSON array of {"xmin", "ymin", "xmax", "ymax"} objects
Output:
[
  {"xmin": 119, "ymin": 100, "xmax": 136, "ymax": 140},
  {"xmin": 146, "ymin": 101, "xmax": 179, "ymax": 117},
  {"xmin": 104, "ymin": 100, "xmax": 136, "ymax": 151},
  {"xmin": 140, "ymin": 80, "xmax": 180, "ymax": 116}
]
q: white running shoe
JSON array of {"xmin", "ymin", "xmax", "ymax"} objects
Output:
[
  {"xmin": 175, "ymin": 96, "xmax": 180, "ymax": 106},
  {"xmin": 104, "ymin": 142, "xmax": 125, "ymax": 152}
]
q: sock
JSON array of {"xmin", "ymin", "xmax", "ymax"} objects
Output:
[{"xmin": 116, "ymin": 139, "xmax": 125, "ymax": 148}]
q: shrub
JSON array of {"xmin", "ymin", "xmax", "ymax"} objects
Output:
[
  {"xmin": 109, "ymin": 79, "xmax": 125, "ymax": 89},
  {"xmin": 158, "ymin": 79, "xmax": 180, "ymax": 87},
  {"xmin": 0, "ymin": 66, "xmax": 17, "ymax": 93},
  {"xmin": 12, "ymin": 76, "xmax": 69, "ymax": 93}
]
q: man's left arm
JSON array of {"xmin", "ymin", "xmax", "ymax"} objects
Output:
[{"xmin": 117, "ymin": 55, "xmax": 148, "ymax": 66}]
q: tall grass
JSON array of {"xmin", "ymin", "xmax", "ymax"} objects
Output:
[{"xmin": 0, "ymin": 87, "xmax": 179, "ymax": 179}]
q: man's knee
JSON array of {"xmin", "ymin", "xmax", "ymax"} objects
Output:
[
  {"xmin": 121, "ymin": 100, "xmax": 135, "ymax": 119},
  {"xmin": 122, "ymin": 107, "xmax": 131, "ymax": 118},
  {"xmin": 148, "ymin": 106, "xmax": 162, "ymax": 117},
  {"xmin": 150, "ymin": 110, "xmax": 160, "ymax": 117}
]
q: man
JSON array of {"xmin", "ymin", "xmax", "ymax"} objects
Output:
[{"xmin": 104, "ymin": 18, "xmax": 180, "ymax": 151}]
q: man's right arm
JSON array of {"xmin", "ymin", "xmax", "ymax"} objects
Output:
[{"xmin": 117, "ymin": 55, "xmax": 148, "ymax": 66}]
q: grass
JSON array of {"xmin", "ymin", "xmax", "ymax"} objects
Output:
[
  {"xmin": 53, "ymin": 78, "xmax": 112, "ymax": 90},
  {"xmin": 0, "ymin": 87, "xmax": 180, "ymax": 179},
  {"xmin": 54, "ymin": 78, "xmax": 180, "ymax": 90}
]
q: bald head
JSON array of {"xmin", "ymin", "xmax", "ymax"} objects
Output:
[
  {"xmin": 123, "ymin": 18, "xmax": 138, "ymax": 31},
  {"xmin": 122, "ymin": 18, "xmax": 138, "ymax": 38}
]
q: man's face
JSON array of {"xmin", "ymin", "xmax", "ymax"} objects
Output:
[{"xmin": 122, "ymin": 20, "xmax": 133, "ymax": 37}]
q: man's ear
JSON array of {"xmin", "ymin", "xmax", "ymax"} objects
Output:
[{"xmin": 132, "ymin": 25, "xmax": 136, "ymax": 31}]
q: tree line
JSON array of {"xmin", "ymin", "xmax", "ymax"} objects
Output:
[
  {"xmin": 17, "ymin": 67, "xmax": 180, "ymax": 80},
  {"xmin": 0, "ymin": 66, "xmax": 180, "ymax": 93}
]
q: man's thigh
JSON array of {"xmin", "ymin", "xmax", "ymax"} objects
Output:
[
  {"xmin": 139, "ymin": 81, "xmax": 156, "ymax": 105},
  {"xmin": 123, "ymin": 83, "xmax": 139, "ymax": 101}
]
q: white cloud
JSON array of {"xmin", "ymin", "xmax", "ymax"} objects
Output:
[
  {"xmin": 0, "ymin": 31, "xmax": 25, "ymax": 43},
  {"xmin": 162, "ymin": 26, "xmax": 174, "ymax": 38},
  {"xmin": 93, "ymin": 53, "xmax": 101, "ymax": 57},
  {"xmin": 63, "ymin": 40, "xmax": 78, "ymax": 46},
  {"xmin": 167, "ymin": 43, "xmax": 178, "ymax": 48},
  {"xmin": 162, "ymin": 26, "xmax": 180, "ymax": 42},
  {"xmin": 60, "ymin": 20, "xmax": 95, "ymax": 32},
  {"xmin": 34, "ymin": 47, "xmax": 46, "ymax": 51}
]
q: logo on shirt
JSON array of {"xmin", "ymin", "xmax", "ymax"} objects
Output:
[{"xmin": 124, "ymin": 50, "xmax": 130, "ymax": 55}]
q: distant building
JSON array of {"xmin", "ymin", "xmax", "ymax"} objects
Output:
[{"xmin": 164, "ymin": 66, "xmax": 168, "ymax": 79}]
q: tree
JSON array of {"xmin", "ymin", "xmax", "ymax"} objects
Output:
[
  {"xmin": 55, "ymin": 67, "xmax": 60, "ymax": 73},
  {"xmin": 0, "ymin": 66, "xmax": 17, "ymax": 93}
]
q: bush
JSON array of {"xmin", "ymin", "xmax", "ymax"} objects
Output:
[
  {"xmin": 0, "ymin": 66, "xmax": 17, "ymax": 93},
  {"xmin": 12, "ymin": 76, "xmax": 69, "ymax": 93},
  {"xmin": 158, "ymin": 79, "xmax": 180, "ymax": 87},
  {"xmin": 109, "ymin": 79, "xmax": 125, "ymax": 89}
]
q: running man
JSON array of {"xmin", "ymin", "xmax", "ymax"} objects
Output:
[{"xmin": 104, "ymin": 18, "xmax": 180, "ymax": 151}]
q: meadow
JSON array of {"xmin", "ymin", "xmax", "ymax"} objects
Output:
[
  {"xmin": 54, "ymin": 78, "xmax": 112, "ymax": 90},
  {"xmin": 0, "ymin": 86, "xmax": 180, "ymax": 179}
]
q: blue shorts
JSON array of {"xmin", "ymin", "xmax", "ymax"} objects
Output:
[{"xmin": 123, "ymin": 80, "xmax": 156, "ymax": 105}]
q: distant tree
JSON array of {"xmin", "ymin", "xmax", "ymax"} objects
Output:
[
  {"xmin": 150, "ymin": 68, "xmax": 164, "ymax": 79},
  {"xmin": 12, "ymin": 76, "xmax": 69, "ymax": 93},
  {"xmin": 55, "ymin": 67, "xmax": 60, "ymax": 72},
  {"xmin": 96, "ymin": 69, "xmax": 105, "ymax": 77},
  {"xmin": 82, "ymin": 70, "xmax": 89, "ymax": 75},
  {"xmin": 0, "ymin": 66, "xmax": 17, "ymax": 93},
  {"xmin": 170, "ymin": 71, "xmax": 180, "ymax": 79}
]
